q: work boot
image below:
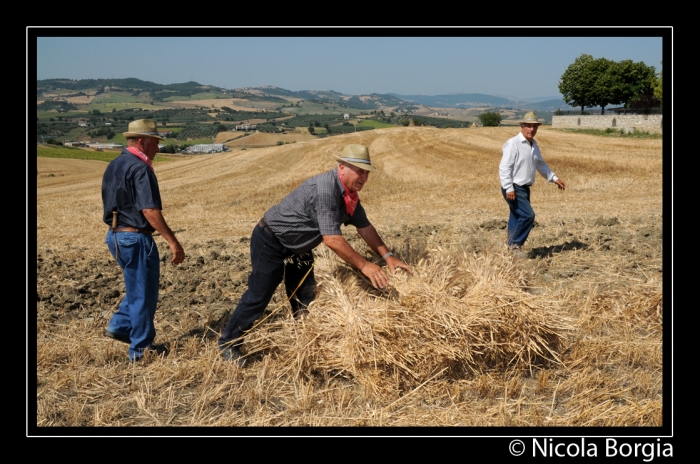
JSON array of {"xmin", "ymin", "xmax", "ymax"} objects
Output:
[
  {"xmin": 104, "ymin": 329, "xmax": 130, "ymax": 344},
  {"xmin": 129, "ymin": 343, "xmax": 169, "ymax": 363},
  {"xmin": 221, "ymin": 346, "xmax": 246, "ymax": 366},
  {"xmin": 510, "ymin": 246, "xmax": 530, "ymax": 260}
]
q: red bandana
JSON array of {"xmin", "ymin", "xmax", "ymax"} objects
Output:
[
  {"xmin": 127, "ymin": 146, "xmax": 154, "ymax": 172},
  {"xmin": 338, "ymin": 169, "xmax": 359, "ymax": 216}
]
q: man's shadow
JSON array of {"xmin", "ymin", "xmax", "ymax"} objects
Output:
[{"xmin": 529, "ymin": 239, "xmax": 589, "ymax": 258}]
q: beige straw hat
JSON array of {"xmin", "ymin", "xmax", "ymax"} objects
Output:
[
  {"xmin": 519, "ymin": 112, "xmax": 543, "ymax": 125},
  {"xmin": 334, "ymin": 144, "xmax": 377, "ymax": 171},
  {"xmin": 123, "ymin": 119, "xmax": 165, "ymax": 140}
]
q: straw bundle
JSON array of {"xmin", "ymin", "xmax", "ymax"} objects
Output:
[{"xmin": 242, "ymin": 244, "xmax": 574, "ymax": 397}]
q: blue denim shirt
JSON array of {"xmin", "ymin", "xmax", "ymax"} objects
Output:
[{"xmin": 102, "ymin": 149, "xmax": 162, "ymax": 231}]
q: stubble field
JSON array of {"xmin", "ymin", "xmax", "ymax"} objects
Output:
[{"xmin": 35, "ymin": 126, "xmax": 664, "ymax": 429}]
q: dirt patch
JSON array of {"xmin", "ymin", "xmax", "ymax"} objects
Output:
[
  {"xmin": 37, "ymin": 238, "xmax": 252, "ymax": 336},
  {"xmin": 36, "ymin": 213, "xmax": 661, "ymax": 333}
]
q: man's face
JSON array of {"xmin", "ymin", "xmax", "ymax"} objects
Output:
[
  {"xmin": 140, "ymin": 136, "xmax": 160, "ymax": 159},
  {"xmin": 339, "ymin": 162, "xmax": 370, "ymax": 193},
  {"xmin": 520, "ymin": 123, "xmax": 539, "ymax": 142}
]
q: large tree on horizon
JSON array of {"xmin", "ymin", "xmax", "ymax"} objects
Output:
[
  {"xmin": 559, "ymin": 54, "xmax": 657, "ymax": 114},
  {"xmin": 558, "ymin": 54, "xmax": 597, "ymax": 114}
]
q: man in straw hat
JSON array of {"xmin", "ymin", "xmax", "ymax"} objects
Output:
[
  {"xmin": 499, "ymin": 111, "xmax": 566, "ymax": 258},
  {"xmin": 218, "ymin": 143, "xmax": 412, "ymax": 364},
  {"xmin": 101, "ymin": 119, "xmax": 186, "ymax": 362}
]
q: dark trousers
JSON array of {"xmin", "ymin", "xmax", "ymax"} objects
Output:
[
  {"xmin": 218, "ymin": 223, "xmax": 316, "ymax": 349},
  {"xmin": 501, "ymin": 184, "xmax": 535, "ymax": 247}
]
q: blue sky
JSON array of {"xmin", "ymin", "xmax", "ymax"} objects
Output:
[{"xmin": 33, "ymin": 30, "xmax": 666, "ymax": 100}]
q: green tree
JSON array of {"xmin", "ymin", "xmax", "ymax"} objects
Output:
[
  {"xmin": 610, "ymin": 60, "xmax": 657, "ymax": 111},
  {"xmin": 653, "ymin": 62, "xmax": 663, "ymax": 107},
  {"xmin": 559, "ymin": 54, "xmax": 598, "ymax": 114},
  {"xmin": 560, "ymin": 54, "xmax": 657, "ymax": 114},
  {"xmin": 159, "ymin": 144, "xmax": 176, "ymax": 154},
  {"xmin": 588, "ymin": 57, "xmax": 619, "ymax": 114},
  {"xmin": 478, "ymin": 112, "xmax": 502, "ymax": 126}
]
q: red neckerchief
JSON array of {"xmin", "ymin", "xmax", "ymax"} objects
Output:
[
  {"xmin": 338, "ymin": 169, "xmax": 359, "ymax": 216},
  {"xmin": 127, "ymin": 147, "xmax": 154, "ymax": 172}
]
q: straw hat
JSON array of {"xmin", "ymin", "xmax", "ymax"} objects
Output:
[
  {"xmin": 334, "ymin": 144, "xmax": 377, "ymax": 171},
  {"xmin": 519, "ymin": 112, "xmax": 542, "ymax": 125},
  {"xmin": 123, "ymin": 119, "xmax": 164, "ymax": 140}
]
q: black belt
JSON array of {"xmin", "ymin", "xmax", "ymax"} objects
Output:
[{"xmin": 258, "ymin": 218, "xmax": 279, "ymax": 242}]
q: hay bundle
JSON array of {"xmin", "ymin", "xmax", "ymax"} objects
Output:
[{"xmin": 243, "ymin": 245, "xmax": 574, "ymax": 395}]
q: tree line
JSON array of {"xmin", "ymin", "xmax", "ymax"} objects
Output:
[{"xmin": 558, "ymin": 54, "xmax": 661, "ymax": 114}]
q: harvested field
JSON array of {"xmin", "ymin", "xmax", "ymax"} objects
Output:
[
  {"xmin": 214, "ymin": 131, "xmax": 248, "ymax": 144},
  {"xmin": 169, "ymin": 98, "xmax": 282, "ymax": 110},
  {"xmin": 223, "ymin": 131, "xmax": 317, "ymax": 148},
  {"xmin": 64, "ymin": 95, "xmax": 95, "ymax": 104},
  {"xmin": 35, "ymin": 126, "xmax": 664, "ymax": 430}
]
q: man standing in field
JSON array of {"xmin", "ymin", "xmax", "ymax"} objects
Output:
[
  {"xmin": 101, "ymin": 119, "xmax": 186, "ymax": 362},
  {"xmin": 218, "ymin": 143, "xmax": 412, "ymax": 364},
  {"xmin": 499, "ymin": 112, "xmax": 566, "ymax": 257}
]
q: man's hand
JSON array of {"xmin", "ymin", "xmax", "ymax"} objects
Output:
[
  {"xmin": 555, "ymin": 179, "xmax": 566, "ymax": 190},
  {"xmin": 168, "ymin": 239, "xmax": 185, "ymax": 265},
  {"xmin": 506, "ymin": 190, "xmax": 516, "ymax": 201},
  {"xmin": 323, "ymin": 234, "xmax": 392, "ymax": 290},
  {"xmin": 360, "ymin": 261, "xmax": 389, "ymax": 289},
  {"xmin": 385, "ymin": 256, "xmax": 413, "ymax": 276},
  {"xmin": 142, "ymin": 208, "xmax": 186, "ymax": 265}
]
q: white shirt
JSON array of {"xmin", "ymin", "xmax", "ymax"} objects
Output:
[{"xmin": 499, "ymin": 132, "xmax": 558, "ymax": 193}]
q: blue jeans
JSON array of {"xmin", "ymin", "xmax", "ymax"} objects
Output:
[
  {"xmin": 105, "ymin": 230, "xmax": 160, "ymax": 360},
  {"xmin": 501, "ymin": 184, "xmax": 535, "ymax": 247},
  {"xmin": 218, "ymin": 223, "xmax": 316, "ymax": 349}
]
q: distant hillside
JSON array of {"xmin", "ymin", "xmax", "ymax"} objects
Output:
[
  {"xmin": 37, "ymin": 78, "xmax": 248, "ymax": 102},
  {"xmin": 238, "ymin": 86, "xmax": 345, "ymax": 101},
  {"xmin": 389, "ymin": 93, "xmax": 573, "ymax": 112},
  {"xmin": 389, "ymin": 93, "xmax": 513, "ymax": 108},
  {"xmin": 528, "ymin": 99, "xmax": 570, "ymax": 112},
  {"xmin": 240, "ymin": 86, "xmax": 407, "ymax": 110},
  {"xmin": 38, "ymin": 78, "xmax": 571, "ymax": 112}
]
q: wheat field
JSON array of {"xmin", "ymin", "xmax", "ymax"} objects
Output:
[{"xmin": 35, "ymin": 126, "xmax": 663, "ymax": 430}]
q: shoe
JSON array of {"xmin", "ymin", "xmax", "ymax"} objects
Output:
[
  {"xmin": 512, "ymin": 248, "xmax": 530, "ymax": 259},
  {"xmin": 105, "ymin": 329, "xmax": 130, "ymax": 344},
  {"xmin": 128, "ymin": 344, "xmax": 169, "ymax": 363},
  {"xmin": 147, "ymin": 343, "xmax": 170, "ymax": 356},
  {"xmin": 221, "ymin": 346, "xmax": 246, "ymax": 366},
  {"xmin": 509, "ymin": 246, "xmax": 530, "ymax": 259}
]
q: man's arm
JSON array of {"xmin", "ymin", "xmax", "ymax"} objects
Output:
[
  {"xmin": 142, "ymin": 208, "xmax": 185, "ymax": 265},
  {"xmin": 534, "ymin": 156, "xmax": 565, "ymax": 191},
  {"xmin": 322, "ymin": 234, "xmax": 388, "ymax": 289},
  {"xmin": 322, "ymin": 227, "xmax": 412, "ymax": 289},
  {"xmin": 356, "ymin": 225, "xmax": 412, "ymax": 276},
  {"xmin": 499, "ymin": 140, "xmax": 516, "ymax": 200}
]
